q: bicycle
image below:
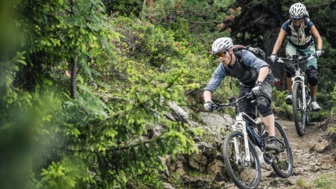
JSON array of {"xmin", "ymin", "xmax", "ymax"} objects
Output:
[
  {"xmin": 212, "ymin": 92, "xmax": 293, "ymax": 189},
  {"xmin": 276, "ymin": 54, "xmax": 318, "ymax": 136}
]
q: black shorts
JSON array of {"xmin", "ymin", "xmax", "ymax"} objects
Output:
[{"xmin": 238, "ymin": 82, "xmax": 273, "ymax": 118}]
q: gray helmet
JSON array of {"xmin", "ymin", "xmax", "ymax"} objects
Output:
[
  {"xmin": 289, "ymin": 3, "xmax": 306, "ymax": 19},
  {"xmin": 212, "ymin": 37, "xmax": 233, "ymax": 54}
]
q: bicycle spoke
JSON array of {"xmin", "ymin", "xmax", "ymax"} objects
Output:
[{"xmin": 222, "ymin": 131, "xmax": 261, "ymax": 189}]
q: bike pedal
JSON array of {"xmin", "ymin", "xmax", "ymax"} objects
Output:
[{"xmin": 263, "ymin": 153, "xmax": 273, "ymax": 164}]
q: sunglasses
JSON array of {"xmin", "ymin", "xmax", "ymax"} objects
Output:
[
  {"xmin": 215, "ymin": 51, "xmax": 227, "ymax": 58},
  {"xmin": 292, "ymin": 17, "xmax": 303, "ymax": 21}
]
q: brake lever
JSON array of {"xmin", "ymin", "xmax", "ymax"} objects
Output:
[{"xmin": 228, "ymin": 97, "xmax": 236, "ymax": 104}]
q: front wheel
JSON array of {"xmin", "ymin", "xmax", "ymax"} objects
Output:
[
  {"xmin": 271, "ymin": 121, "xmax": 294, "ymax": 178},
  {"xmin": 292, "ymin": 82, "xmax": 308, "ymax": 136},
  {"xmin": 222, "ymin": 131, "xmax": 261, "ymax": 189}
]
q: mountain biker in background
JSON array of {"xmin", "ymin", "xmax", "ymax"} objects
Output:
[
  {"xmin": 270, "ymin": 2, "xmax": 323, "ymax": 111},
  {"xmin": 203, "ymin": 37, "xmax": 281, "ymax": 153}
]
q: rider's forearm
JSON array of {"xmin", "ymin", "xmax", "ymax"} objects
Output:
[
  {"xmin": 317, "ymin": 37, "xmax": 323, "ymax": 50},
  {"xmin": 272, "ymin": 41, "xmax": 282, "ymax": 55},
  {"xmin": 311, "ymin": 26, "xmax": 323, "ymax": 50},
  {"xmin": 257, "ymin": 66, "xmax": 269, "ymax": 83},
  {"xmin": 203, "ymin": 90, "xmax": 212, "ymax": 102},
  {"xmin": 272, "ymin": 29, "xmax": 286, "ymax": 54}
]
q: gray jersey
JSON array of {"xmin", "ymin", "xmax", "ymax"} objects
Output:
[{"xmin": 205, "ymin": 50, "xmax": 274, "ymax": 93}]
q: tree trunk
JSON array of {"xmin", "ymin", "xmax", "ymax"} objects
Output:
[{"xmin": 70, "ymin": 57, "xmax": 77, "ymax": 99}]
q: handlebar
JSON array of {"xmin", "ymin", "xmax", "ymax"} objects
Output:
[
  {"xmin": 212, "ymin": 92, "xmax": 254, "ymax": 111},
  {"xmin": 275, "ymin": 54, "xmax": 317, "ymax": 64},
  {"xmin": 269, "ymin": 50, "xmax": 324, "ymax": 64}
]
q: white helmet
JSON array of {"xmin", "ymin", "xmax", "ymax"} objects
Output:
[
  {"xmin": 212, "ymin": 37, "xmax": 233, "ymax": 54},
  {"xmin": 289, "ymin": 3, "xmax": 306, "ymax": 19}
]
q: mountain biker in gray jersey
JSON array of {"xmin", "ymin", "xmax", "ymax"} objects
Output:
[
  {"xmin": 203, "ymin": 37, "xmax": 280, "ymax": 153},
  {"xmin": 270, "ymin": 2, "xmax": 323, "ymax": 111}
]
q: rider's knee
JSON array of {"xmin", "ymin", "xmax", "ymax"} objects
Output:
[
  {"xmin": 306, "ymin": 66, "xmax": 319, "ymax": 86},
  {"xmin": 256, "ymin": 96, "xmax": 273, "ymax": 117}
]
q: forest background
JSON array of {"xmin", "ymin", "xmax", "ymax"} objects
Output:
[{"xmin": 0, "ymin": 0, "xmax": 335, "ymax": 188}]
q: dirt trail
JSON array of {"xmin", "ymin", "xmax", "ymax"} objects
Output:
[{"xmin": 259, "ymin": 117, "xmax": 336, "ymax": 188}]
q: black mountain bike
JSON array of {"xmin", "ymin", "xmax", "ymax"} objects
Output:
[
  {"xmin": 276, "ymin": 54, "xmax": 318, "ymax": 136},
  {"xmin": 213, "ymin": 92, "xmax": 293, "ymax": 189}
]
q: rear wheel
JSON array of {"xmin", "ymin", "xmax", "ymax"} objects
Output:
[
  {"xmin": 271, "ymin": 121, "xmax": 294, "ymax": 178},
  {"xmin": 222, "ymin": 131, "xmax": 261, "ymax": 189},
  {"xmin": 292, "ymin": 82, "xmax": 307, "ymax": 136}
]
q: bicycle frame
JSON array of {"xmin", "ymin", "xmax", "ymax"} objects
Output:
[
  {"xmin": 277, "ymin": 54, "xmax": 317, "ymax": 136},
  {"xmin": 278, "ymin": 54, "xmax": 316, "ymax": 105},
  {"xmin": 232, "ymin": 112, "xmax": 251, "ymax": 163},
  {"xmin": 215, "ymin": 94, "xmax": 294, "ymax": 187},
  {"xmin": 291, "ymin": 56, "xmax": 309, "ymax": 111},
  {"xmin": 216, "ymin": 94, "xmax": 263, "ymax": 164}
]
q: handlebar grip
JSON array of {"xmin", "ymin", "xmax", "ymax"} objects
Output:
[
  {"xmin": 268, "ymin": 56, "xmax": 282, "ymax": 63},
  {"xmin": 211, "ymin": 103, "xmax": 218, "ymax": 109},
  {"xmin": 245, "ymin": 92, "xmax": 255, "ymax": 99}
]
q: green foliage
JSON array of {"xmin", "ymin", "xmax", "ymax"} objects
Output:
[
  {"xmin": 314, "ymin": 172, "xmax": 336, "ymax": 189},
  {"xmin": 316, "ymin": 41, "xmax": 336, "ymax": 104},
  {"xmin": 1, "ymin": 0, "xmax": 335, "ymax": 188},
  {"xmin": 296, "ymin": 172, "xmax": 336, "ymax": 189},
  {"xmin": 331, "ymin": 85, "xmax": 336, "ymax": 112},
  {"xmin": 54, "ymin": 69, "xmax": 199, "ymax": 188},
  {"xmin": 0, "ymin": 85, "xmax": 63, "ymax": 189},
  {"xmin": 110, "ymin": 14, "xmax": 221, "ymax": 114},
  {"xmin": 37, "ymin": 159, "xmax": 92, "ymax": 189},
  {"xmin": 168, "ymin": 172, "xmax": 184, "ymax": 189},
  {"xmin": 126, "ymin": 170, "xmax": 164, "ymax": 189},
  {"xmin": 271, "ymin": 88, "xmax": 293, "ymax": 119},
  {"xmin": 103, "ymin": 0, "xmax": 143, "ymax": 17},
  {"xmin": 14, "ymin": 0, "xmax": 119, "ymax": 93},
  {"xmin": 0, "ymin": 52, "xmax": 26, "ymax": 110},
  {"xmin": 296, "ymin": 178, "xmax": 311, "ymax": 189},
  {"xmin": 2, "ymin": 0, "xmax": 202, "ymax": 188},
  {"xmin": 142, "ymin": 0, "xmax": 234, "ymax": 34}
]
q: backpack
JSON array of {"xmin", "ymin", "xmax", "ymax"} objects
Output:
[
  {"xmin": 232, "ymin": 45, "xmax": 266, "ymax": 61},
  {"xmin": 225, "ymin": 45, "xmax": 267, "ymax": 89}
]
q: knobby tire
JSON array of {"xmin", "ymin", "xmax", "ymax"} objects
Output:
[
  {"xmin": 271, "ymin": 121, "xmax": 294, "ymax": 178},
  {"xmin": 222, "ymin": 131, "xmax": 261, "ymax": 189},
  {"xmin": 292, "ymin": 82, "xmax": 307, "ymax": 136}
]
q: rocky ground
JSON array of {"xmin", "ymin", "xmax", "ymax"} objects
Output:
[
  {"xmin": 163, "ymin": 102, "xmax": 336, "ymax": 189},
  {"xmin": 257, "ymin": 117, "xmax": 336, "ymax": 188}
]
